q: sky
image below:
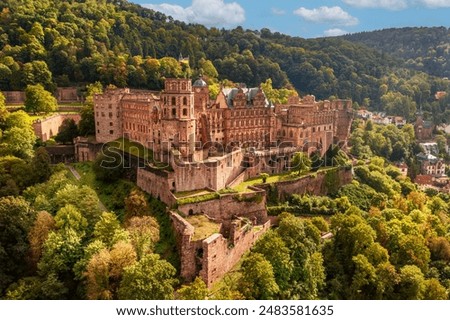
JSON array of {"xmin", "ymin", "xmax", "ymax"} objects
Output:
[{"xmin": 132, "ymin": 0, "xmax": 450, "ymax": 38}]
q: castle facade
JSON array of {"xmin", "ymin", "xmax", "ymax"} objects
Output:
[{"xmin": 94, "ymin": 78, "xmax": 352, "ymax": 193}]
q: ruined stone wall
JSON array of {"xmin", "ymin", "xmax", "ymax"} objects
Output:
[
  {"xmin": 333, "ymin": 100, "xmax": 353, "ymax": 143},
  {"xmin": 33, "ymin": 114, "xmax": 81, "ymax": 141},
  {"xmin": 74, "ymin": 137, "xmax": 103, "ymax": 162},
  {"xmin": 178, "ymin": 188, "xmax": 267, "ymax": 227},
  {"xmin": 170, "ymin": 210, "xmax": 271, "ymax": 287},
  {"xmin": 200, "ymin": 220, "xmax": 271, "ymax": 287},
  {"xmin": 169, "ymin": 211, "xmax": 201, "ymax": 281},
  {"xmin": 136, "ymin": 167, "xmax": 176, "ymax": 206},
  {"xmin": 3, "ymin": 91, "xmax": 25, "ymax": 104},
  {"xmin": 173, "ymin": 149, "xmax": 244, "ymax": 192},
  {"xmin": 259, "ymin": 167, "xmax": 353, "ymax": 201},
  {"xmin": 56, "ymin": 87, "xmax": 79, "ymax": 102}
]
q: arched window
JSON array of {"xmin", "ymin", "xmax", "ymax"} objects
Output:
[
  {"xmin": 183, "ymin": 97, "xmax": 187, "ymax": 105},
  {"xmin": 171, "ymin": 97, "xmax": 176, "ymax": 105},
  {"xmin": 183, "ymin": 108, "xmax": 187, "ymax": 116}
]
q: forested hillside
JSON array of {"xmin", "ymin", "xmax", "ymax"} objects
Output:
[
  {"xmin": 1, "ymin": 0, "xmax": 450, "ymax": 123},
  {"xmin": 342, "ymin": 27, "xmax": 450, "ymax": 78}
]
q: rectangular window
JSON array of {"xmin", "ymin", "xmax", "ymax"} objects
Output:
[
  {"xmin": 110, "ymin": 122, "xmax": 113, "ymax": 126},
  {"xmin": 109, "ymin": 130, "xmax": 114, "ymax": 134}
]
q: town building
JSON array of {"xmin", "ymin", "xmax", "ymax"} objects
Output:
[
  {"xmin": 416, "ymin": 152, "xmax": 446, "ymax": 176},
  {"xmin": 414, "ymin": 112, "xmax": 434, "ymax": 141}
]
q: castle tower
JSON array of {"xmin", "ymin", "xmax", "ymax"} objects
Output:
[
  {"xmin": 94, "ymin": 88, "xmax": 128, "ymax": 143},
  {"xmin": 160, "ymin": 79, "xmax": 196, "ymax": 159},
  {"xmin": 193, "ymin": 78, "xmax": 209, "ymax": 113}
]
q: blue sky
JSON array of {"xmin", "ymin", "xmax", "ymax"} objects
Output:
[{"xmin": 132, "ymin": 0, "xmax": 450, "ymax": 38}]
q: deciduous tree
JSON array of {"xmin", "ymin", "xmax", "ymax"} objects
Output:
[{"xmin": 24, "ymin": 84, "xmax": 57, "ymax": 114}]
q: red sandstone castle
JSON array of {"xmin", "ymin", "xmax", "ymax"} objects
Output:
[
  {"xmin": 94, "ymin": 78, "xmax": 352, "ymax": 191},
  {"xmin": 92, "ymin": 78, "xmax": 353, "ymax": 286}
]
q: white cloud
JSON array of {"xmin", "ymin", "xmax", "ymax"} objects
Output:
[
  {"xmin": 343, "ymin": 0, "xmax": 450, "ymax": 9},
  {"xmin": 143, "ymin": 0, "xmax": 245, "ymax": 27},
  {"xmin": 324, "ymin": 28, "xmax": 348, "ymax": 37},
  {"xmin": 294, "ymin": 6, "xmax": 359, "ymax": 26},
  {"xmin": 419, "ymin": 0, "xmax": 450, "ymax": 7},
  {"xmin": 271, "ymin": 8, "xmax": 286, "ymax": 15},
  {"xmin": 342, "ymin": 0, "xmax": 408, "ymax": 10}
]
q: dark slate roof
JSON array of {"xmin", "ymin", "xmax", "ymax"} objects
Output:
[
  {"xmin": 193, "ymin": 78, "xmax": 208, "ymax": 87},
  {"xmin": 221, "ymin": 87, "xmax": 271, "ymax": 108}
]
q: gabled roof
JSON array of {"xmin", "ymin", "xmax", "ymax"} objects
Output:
[{"xmin": 220, "ymin": 87, "xmax": 271, "ymax": 108}]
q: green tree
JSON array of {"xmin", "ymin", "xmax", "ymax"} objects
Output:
[
  {"xmin": 290, "ymin": 152, "xmax": 311, "ymax": 175},
  {"xmin": 54, "ymin": 184, "xmax": 102, "ymax": 231},
  {"xmin": 93, "ymin": 212, "xmax": 128, "ymax": 248},
  {"xmin": 0, "ymin": 196, "xmax": 35, "ymax": 294},
  {"xmin": 0, "ymin": 91, "xmax": 8, "ymax": 127},
  {"xmin": 125, "ymin": 216, "xmax": 160, "ymax": 259},
  {"xmin": 54, "ymin": 204, "xmax": 88, "ymax": 236},
  {"xmin": 118, "ymin": 253, "xmax": 177, "ymax": 300},
  {"xmin": 24, "ymin": 84, "xmax": 57, "ymax": 114},
  {"xmin": 124, "ymin": 188, "xmax": 150, "ymax": 220},
  {"xmin": 32, "ymin": 147, "xmax": 52, "ymax": 183},
  {"xmin": 177, "ymin": 277, "xmax": 208, "ymax": 300},
  {"xmin": 5, "ymin": 111, "xmax": 32, "ymax": 130},
  {"xmin": 239, "ymin": 253, "xmax": 279, "ymax": 300},
  {"xmin": 0, "ymin": 156, "xmax": 34, "ymax": 196},
  {"xmin": 397, "ymin": 265, "xmax": 425, "ymax": 300},
  {"xmin": 252, "ymin": 230, "xmax": 293, "ymax": 295},
  {"xmin": 28, "ymin": 211, "xmax": 55, "ymax": 269},
  {"xmin": 85, "ymin": 241, "xmax": 137, "ymax": 300},
  {"xmin": 55, "ymin": 118, "xmax": 79, "ymax": 144},
  {"xmin": 2, "ymin": 126, "xmax": 36, "ymax": 159}
]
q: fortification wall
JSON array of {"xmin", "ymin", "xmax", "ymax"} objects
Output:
[
  {"xmin": 200, "ymin": 220, "xmax": 270, "ymax": 287},
  {"xmin": 136, "ymin": 167, "xmax": 176, "ymax": 206},
  {"xmin": 170, "ymin": 210, "xmax": 271, "ymax": 287},
  {"xmin": 33, "ymin": 114, "xmax": 81, "ymax": 141},
  {"xmin": 178, "ymin": 188, "xmax": 268, "ymax": 226},
  {"xmin": 173, "ymin": 150, "xmax": 244, "ymax": 192},
  {"xmin": 259, "ymin": 167, "xmax": 353, "ymax": 201},
  {"xmin": 169, "ymin": 211, "xmax": 201, "ymax": 281}
]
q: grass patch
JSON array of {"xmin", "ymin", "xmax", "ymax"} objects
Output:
[
  {"xmin": 176, "ymin": 192, "xmax": 220, "ymax": 205},
  {"xmin": 233, "ymin": 171, "xmax": 294, "ymax": 193},
  {"xmin": 58, "ymin": 102, "xmax": 83, "ymax": 107},
  {"xmin": 185, "ymin": 215, "xmax": 220, "ymax": 241},
  {"xmin": 174, "ymin": 189, "xmax": 212, "ymax": 198},
  {"xmin": 72, "ymin": 162, "xmax": 134, "ymax": 220}
]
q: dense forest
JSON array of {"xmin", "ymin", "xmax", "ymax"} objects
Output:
[
  {"xmin": 342, "ymin": 27, "xmax": 450, "ymax": 78},
  {"xmin": 1, "ymin": 0, "xmax": 450, "ymax": 123}
]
